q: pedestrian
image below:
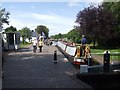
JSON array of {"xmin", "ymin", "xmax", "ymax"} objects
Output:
[
  {"xmin": 81, "ymin": 35, "xmax": 87, "ymax": 56},
  {"xmin": 81, "ymin": 35, "xmax": 87, "ymax": 45},
  {"xmin": 32, "ymin": 39, "xmax": 37, "ymax": 53},
  {"xmin": 38, "ymin": 38, "xmax": 43, "ymax": 52}
]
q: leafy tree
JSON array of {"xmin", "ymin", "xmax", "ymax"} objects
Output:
[
  {"xmin": 51, "ymin": 28, "xmax": 81, "ymax": 43},
  {"xmin": 102, "ymin": 2, "xmax": 120, "ymax": 47},
  {"xmin": 0, "ymin": 8, "xmax": 10, "ymax": 26},
  {"xmin": 35, "ymin": 25, "xmax": 49, "ymax": 38},
  {"xmin": 51, "ymin": 34, "xmax": 59, "ymax": 39},
  {"xmin": 62, "ymin": 34, "xmax": 67, "ymax": 39},
  {"xmin": 67, "ymin": 29, "xmax": 80, "ymax": 43},
  {"xmin": 97, "ymin": 5, "xmax": 117, "ymax": 46},
  {"xmin": 76, "ymin": 5, "xmax": 98, "ymax": 47},
  {"xmin": 51, "ymin": 33, "xmax": 65, "ymax": 40},
  {"xmin": 19, "ymin": 27, "xmax": 31, "ymax": 44},
  {"xmin": 58, "ymin": 33, "xmax": 62, "ymax": 39},
  {"xmin": 4, "ymin": 26, "xmax": 17, "ymax": 33},
  {"xmin": 76, "ymin": 5, "xmax": 117, "ymax": 47},
  {"xmin": 0, "ymin": 8, "xmax": 10, "ymax": 52}
]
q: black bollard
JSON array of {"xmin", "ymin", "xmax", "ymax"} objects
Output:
[
  {"xmin": 103, "ymin": 51, "xmax": 110, "ymax": 72},
  {"xmin": 88, "ymin": 57, "xmax": 92, "ymax": 66},
  {"xmin": 54, "ymin": 50, "xmax": 57, "ymax": 63}
]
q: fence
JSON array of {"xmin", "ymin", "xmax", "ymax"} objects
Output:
[{"xmin": 91, "ymin": 52, "xmax": 120, "ymax": 65}]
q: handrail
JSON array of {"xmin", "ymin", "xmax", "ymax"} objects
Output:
[{"xmin": 90, "ymin": 52, "xmax": 120, "ymax": 55}]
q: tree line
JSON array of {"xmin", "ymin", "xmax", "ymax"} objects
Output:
[{"xmin": 2, "ymin": 25, "xmax": 49, "ymax": 44}]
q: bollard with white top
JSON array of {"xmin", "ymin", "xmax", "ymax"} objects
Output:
[{"xmin": 103, "ymin": 50, "xmax": 110, "ymax": 72}]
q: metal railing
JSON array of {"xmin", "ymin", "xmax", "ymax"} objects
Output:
[{"xmin": 91, "ymin": 52, "xmax": 120, "ymax": 64}]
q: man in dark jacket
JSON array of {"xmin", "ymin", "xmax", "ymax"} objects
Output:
[
  {"xmin": 80, "ymin": 35, "xmax": 87, "ymax": 56},
  {"xmin": 81, "ymin": 35, "xmax": 87, "ymax": 45}
]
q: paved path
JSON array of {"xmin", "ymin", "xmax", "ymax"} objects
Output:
[{"xmin": 2, "ymin": 45, "xmax": 91, "ymax": 89}]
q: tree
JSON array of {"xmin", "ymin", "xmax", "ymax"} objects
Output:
[
  {"xmin": 97, "ymin": 5, "xmax": 117, "ymax": 46},
  {"xmin": 76, "ymin": 5, "xmax": 117, "ymax": 47},
  {"xmin": 102, "ymin": 2, "xmax": 120, "ymax": 46},
  {"xmin": 35, "ymin": 25, "xmax": 49, "ymax": 38},
  {"xmin": 19, "ymin": 27, "xmax": 31, "ymax": 44},
  {"xmin": 4, "ymin": 26, "xmax": 17, "ymax": 33},
  {"xmin": 51, "ymin": 33, "xmax": 65, "ymax": 40},
  {"xmin": 0, "ymin": 8, "xmax": 10, "ymax": 26},
  {"xmin": 67, "ymin": 28, "xmax": 81, "ymax": 43},
  {"xmin": 76, "ymin": 5, "xmax": 98, "ymax": 47},
  {"xmin": 0, "ymin": 8, "xmax": 10, "ymax": 53}
]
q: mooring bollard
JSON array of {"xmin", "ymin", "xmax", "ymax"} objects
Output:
[
  {"xmin": 53, "ymin": 50, "xmax": 57, "ymax": 63},
  {"xmin": 103, "ymin": 50, "xmax": 110, "ymax": 72},
  {"xmin": 88, "ymin": 57, "xmax": 92, "ymax": 66}
]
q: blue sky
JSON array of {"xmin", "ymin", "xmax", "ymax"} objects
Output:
[{"xmin": 1, "ymin": 1, "xmax": 102, "ymax": 36}]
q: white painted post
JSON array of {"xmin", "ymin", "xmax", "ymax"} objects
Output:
[{"xmin": 0, "ymin": 26, "xmax": 2, "ymax": 89}]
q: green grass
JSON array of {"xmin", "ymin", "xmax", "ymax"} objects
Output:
[
  {"xmin": 20, "ymin": 43, "xmax": 32, "ymax": 48},
  {"xmin": 91, "ymin": 48, "xmax": 120, "ymax": 61},
  {"xmin": 91, "ymin": 49, "xmax": 105, "ymax": 53},
  {"xmin": 91, "ymin": 48, "xmax": 120, "ymax": 53}
]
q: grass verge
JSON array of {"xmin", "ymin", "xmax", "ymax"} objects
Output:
[
  {"xmin": 91, "ymin": 48, "xmax": 120, "ymax": 61},
  {"xmin": 20, "ymin": 43, "xmax": 32, "ymax": 48}
]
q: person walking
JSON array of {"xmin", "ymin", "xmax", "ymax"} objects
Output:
[
  {"xmin": 32, "ymin": 39, "xmax": 37, "ymax": 53},
  {"xmin": 38, "ymin": 37, "xmax": 43, "ymax": 52}
]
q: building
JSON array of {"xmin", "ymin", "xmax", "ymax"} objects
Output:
[{"xmin": 3, "ymin": 32, "xmax": 20, "ymax": 50}]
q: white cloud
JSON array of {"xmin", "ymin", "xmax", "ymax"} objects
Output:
[
  {"xmin": 31, "ymin": 13, "xmax": 74, "ymax": 26},
  {"xmin": 3, "ymin": 18, "xmax": 37, "ymax": 30},
  {"xmin": 31, "ymin": 13, "xmax": 56, "ymax": 21},
  {"xmin": 2, "ymin": 0, "xmax": 120, "ymax": 2},
  {"xmin": 67, "ymin": 1, "xmax": 102, "ymax": 10},
  {"xmin": 78, "ymin": 0, "xmax": 103, "ymax": 2},
  {"xmin": 2, "ymin": 0, "xmax": 105, "ymax": 2},
  {"xmin": 30, "ymin": 13, "xmax": 76, "ymax": 35},
  {"xmin": 31, "ymin": 6, "xmax": 36, "ymax": 9},
  {"xmin": 68, "ymin": 2, "xmax": 80, "ymax": 7},
  {"xmin": 47, "ymin": 24, "xmax": 74, "ymax": 35},
  {"xmin": 3, "ymin": 12, "xmax": 76, "ymax": 36}
]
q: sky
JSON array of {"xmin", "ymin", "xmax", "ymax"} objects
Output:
[{"xmin": 1, "ymin": 1, "xmax": 103, "ymax": 36}]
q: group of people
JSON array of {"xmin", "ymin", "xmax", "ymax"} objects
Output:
[{"xmin": 32, "ymin": 37, "xmax": 43, "ymax": 53}]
